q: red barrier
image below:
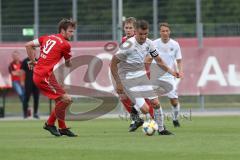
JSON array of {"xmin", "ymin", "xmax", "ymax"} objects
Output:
[{"xmin": 1, "ymin": 37, "xmax": 240, "ymax": 96}]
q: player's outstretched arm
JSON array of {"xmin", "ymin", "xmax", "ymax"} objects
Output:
[
  {"xmin": 176, "ymin": 59, "xmax": 184, "ymax": 78},
  {"xmin": 145, "ymin": 55, "xmax": 153, "ymax": 78},
  {"xmin": 154, "ymin": 56, "xmax": 179, "ymax": 78}
]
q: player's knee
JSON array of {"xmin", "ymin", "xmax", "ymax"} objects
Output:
[
  {"xmin": 150, "ymin": 99, "xmax": 160, "ymax": 108},
  {"xmin": 140, "ymin": 103, "xmax": 149, "ymax": 114},
  {"xmin": 66, "ymin": 97, "xmax": 72, "ymax": 105},
  {"xmin": 61, "ymin": 94, "xmax": 72, "ymax": 104}
]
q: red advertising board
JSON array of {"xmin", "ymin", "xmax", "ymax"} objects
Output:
[{"xmin": 0, "ymin": 37, "xmax": 240, "ymax": 96}]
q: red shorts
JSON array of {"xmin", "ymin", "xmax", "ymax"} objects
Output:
[{"xmin": 33, "ymin": 73, "xmax": 65, "ymax": 100}]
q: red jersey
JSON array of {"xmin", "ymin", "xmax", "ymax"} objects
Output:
[
  {"xmin": 8, "ymin": 61, "xmax": 22, "ymax": 81},
  {"xmin": 121, "ymin": 35, "xmax": 135, "ymax": 43},
  {"xmin": 34, "ymin": 34, "xmax": 72, "ymax": 76},
  {"xmin": 121, "ymin": 36, "xmax": 128, "ymax": 43}
]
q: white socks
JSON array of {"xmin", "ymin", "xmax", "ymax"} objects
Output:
[
  {"xmin": 172, "ymin": 104, "xmax": 180, "ymax": 121},
  {"xmin": 153, "ymin": 107, "xmax": 164, "ymax": 131},
  {"xmin": 145, "ymin": 113, "xmax": 151, "ymax": 121}
]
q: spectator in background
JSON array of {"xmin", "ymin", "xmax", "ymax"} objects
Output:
[
  {"xmin": 8, "ymin": 51, "xmax": 25, "ymax": 117},
  {"xmin": 21, "ymin": 57, "xmax": 40, "ymax": 119}
]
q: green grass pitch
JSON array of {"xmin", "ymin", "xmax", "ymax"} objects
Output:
[{"xmin": 0, "ymin": 116, "xmax": 240, "ymax": 160}]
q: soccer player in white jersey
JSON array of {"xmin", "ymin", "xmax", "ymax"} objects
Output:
[
  {"xmin": 152, "ymin": 22, "xmax": 184, "ymax": 127},
  {"xmin": 120, "ymin": 17, "xmax": 155, "ymax": 132},
  {"xmin": 111, "ymin": 20, "xmax": 179, "ymax": 135}
]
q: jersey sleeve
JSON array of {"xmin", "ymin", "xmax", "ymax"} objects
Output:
[
  {"xmin": 115, "ymin": 41, "xmax": 131, "ymax": 61},
  {"xmin": 62, "ymin": 43, "xmax": 72, "ymax": 60},
  {"xmin": 175, "ymin": 42, "xmax": 182, "ymax": 60},
  {"xmin": 121, "ymin": 36, "xmax": 127, "ymax": 43}
]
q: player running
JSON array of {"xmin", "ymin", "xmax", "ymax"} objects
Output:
[
  {"xmin": 111, "ymin": 20, "xmax": 178, "ymax": 135},
  {"xmin": 25, "ymin": 18, "xmax": 77, "ymax": 137},
  {"xmin": 118, "ymin": 17, "xmax": 155, "ymax": 132}
]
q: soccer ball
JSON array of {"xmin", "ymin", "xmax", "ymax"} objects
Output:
[{"xmin": 142, "ymin": 120, "xmax": 159, "ymax": 136}]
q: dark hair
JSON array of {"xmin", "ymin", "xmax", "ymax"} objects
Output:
[
  {"xmin": 123, "ymin": 17, "xmax": 136, "ymax": 28},
  {"xmin": 135, "ymin": 20, "xmax": 149, "ymax": 30},
  {"xmin": 159, "ymin": 22, "xmax": 170, "ymax": 30},
  {"xmin": 58, "ymin": 18, "xmax": 76, "ymax": 33}
]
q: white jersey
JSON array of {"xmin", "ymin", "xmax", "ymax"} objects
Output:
[
  {"xmin": 153, "ymin": 38, "xmax": 182, "ymax": 77},
  {"xmin": 152, "ymin": 38, "xmax": 182, "ymax": 98},
  {"xmin": 116, "ymin": 37, "xmax": 158, "ymax": 79}
]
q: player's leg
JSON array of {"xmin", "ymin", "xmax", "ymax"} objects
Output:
[
  {"xmin": 118, "ymin": 93, "xmax": 143, "ymax": 132},
  {"xmin": 33, "ymin": 74, "xmax": 76, "ymax": 137},
  {"xmin": 33, "ymin": 74, "xmax": 61, "ymax": 136},
  {"xmin": 128, "ymin": 106, "xmax": 144, "ymax": 132},
  {"xmin": 54, "ymin": 94, "xmax": 71, "ymax": 129},
  {"xmin": 144, "ymin": 98, "xmax": 154, "ymax": 118},
  {"xmin": 55, "ymin": 94, "xmax": 77, "ymax": 137},
  {"xmin": 120, "ymin": 96, "xmax": 132, "ymax": 113},
  {"xmin": 113, "ymin": 77, "xmax": 140, "ymax": 130},
  {"xmin": 148, "ymin": 97, "xmax": 174, "ymax": 135},
  {"xmin": 47, "ymin": 74, "xmax": 77, "ymax": 137},
  {"xmin": 134, "ymin": 97, "xmax": 173, "ymax": 135},
  {"xmin": 159, "ymin": 76, "xmax": 180, "ymax": 127},
  {"xmin": 166, "ymin": 80, "xmax": 180, "ymax": 127},
  {"xmin": 169, "ymin": 97, "xmax": 180, "ymax": 127},
  {"xmin": 134, "ymin": 98, "xmax": 151, "ymax": 120}
]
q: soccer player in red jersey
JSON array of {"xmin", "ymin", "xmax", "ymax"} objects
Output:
[
  {"xmin": 25, "ymin": 18, "xmax": 77, "ymax": 137},
  {"xmin": 118, "ymin": 17, "xmax": 154, "ymax": 132},
  {"xmin": 121, "ymin": 17, "xmax": 136, "ymax": 43}
]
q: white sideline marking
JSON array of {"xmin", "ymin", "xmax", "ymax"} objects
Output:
[{"xmin": 1, "ymin": 111, "xmax": 240, "ymax": 121}]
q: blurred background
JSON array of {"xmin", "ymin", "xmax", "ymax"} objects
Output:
[
  {"xmin": 1, "ymin": 0, "xmax": 240, "ymax": 41},
  {"xmin": 0, "ymin": 0, "xmax": 240, "ymax": 119}
]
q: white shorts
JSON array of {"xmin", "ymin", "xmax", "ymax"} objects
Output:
[
  {"xmin": 121, "ymin": 75, "xmax": 158, "ymax": 109},
  {"xmin": 158, "ymin": 76, "xmax": 178, "ymax": 99}
]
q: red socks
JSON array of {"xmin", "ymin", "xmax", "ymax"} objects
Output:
[
  {"xmin": 47, "ymin": 98, "xmax": 69, "ymax": 129},
  {"xmin": 120, "ymin": 97, "xmax": 133, "ymax": 113},
  {"xmin": 120, "ymin": 96, "xmax": 154, "ymax": 119},
  {"xmin": 47, "ymin": 109, "xmax": 56, "ymax": 126},
  {"xmin": 145, "ymin": 99, "xmax": 154, "ymax": 118}
]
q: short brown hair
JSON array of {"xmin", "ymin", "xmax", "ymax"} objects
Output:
[
  {"xmin": 159, "ymin": 22, "xmax": 170, "ymax": 30},
  {"xmin": 123, "ymin": 17, "xmax": 136, "ymax": 27},
  {"xmin": 136, "ymin": 20, "xmax": 149, "ymax": 30},
  {"xmin": 58, "ymin": 18, "xmax": 76, "ymax": 33}
]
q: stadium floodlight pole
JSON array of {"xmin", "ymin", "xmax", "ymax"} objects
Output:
[
  {"xmin": 196, "ymin": 0, "xmax": 205, "ymax": 111},
  {"xmin": 196, "ymin": 0, "xmax": 203, "ymax": 48},
  {"xmin": 153, "ymin": 0, "xmax": 158, "ymax": 39},
  {"xmin": 112, "ymin": 0, "xmax": 117, "ymax": 41},
  {"xmin": 34, "ymin": 0, "xmax": 39, "ymax": 39},
  {"xmin": 117, "ymin": 0, "xmax": 123, "ymax": 43},
  {"xmin": 72, "ymin": 0, "xmax": 78, "ymax": 41}
]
